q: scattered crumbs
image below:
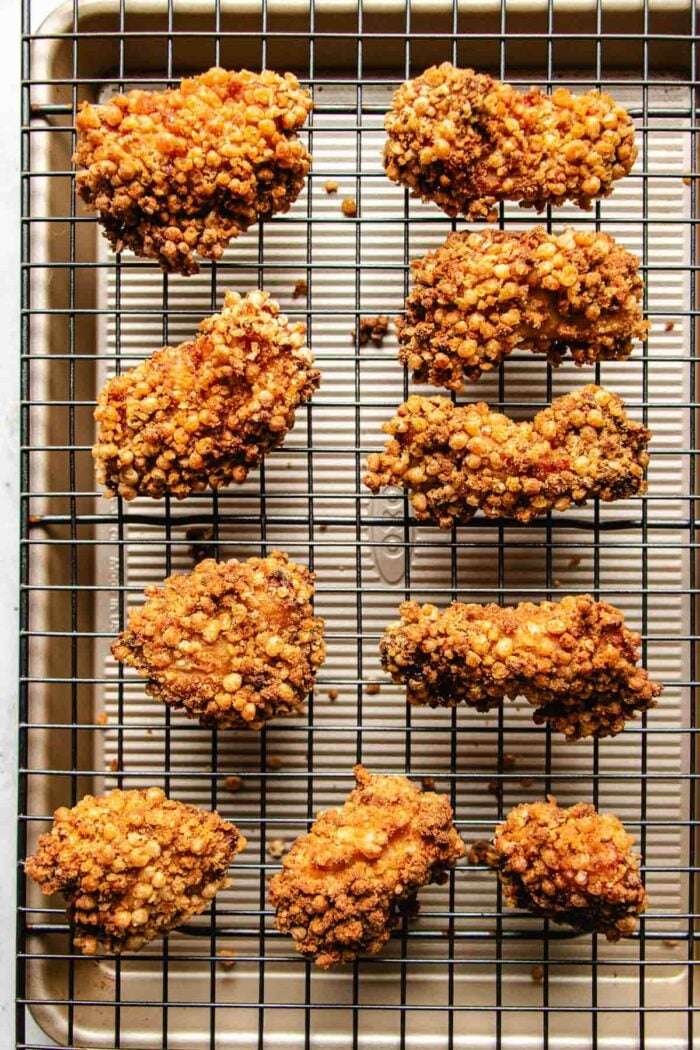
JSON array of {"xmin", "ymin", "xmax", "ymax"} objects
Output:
[
  {"xmin": 319, "ymin": 523, "xmax": 328, "ymax": 532},
  {"xmin": 292, "ymin": 278, "xmax": 308, "ymax": 300},
  {"xmin": 267, "ymin": 755, "xmax": 283, "ymax": 770},
  {"xmin": 552, "ymin": 579, "xmax": 561, "ymax": 588},
  {"xmin": 217, "ymin": 949, "xmax": 237, "ymax": 968},
  {"xmin": 487, "ymin": 779, "xmax": 501, "ymax": 796},
  {"xmin": 109, "ymin": 758, "xmax": 119, "ymax": 773},
  {"xmin": 683, "ymin": 176, "xmax": 692, "ymax": 186},
  {"xmin": 567, "ymin": 555, "xmax": 582, "ymax": 569},
  {"xmin": 665, "ymin": 320, "xmax": 676, "ymax": 332},
  {"xmin": 96, "ymin": 712, "xmax": 109, "ymax": 726},
  {"xmin": 421, "ymin": 776, "xmax": 436, "ymax": 791},
  {"xmin": 223, "ymin": 775, "xmax": 243, "ymax": 793},
  {"xmin": 467, "ymin": 839, "xmax": 490, "ymax": 866},
  {"xmin": 341, "ymin": 197, "xmax": 357, "ymax": 217},
  {"xmin": 663, "ymin": 938, "xmax": 680, "ymax": 948},
  {"xmin": 267, "ymin": 838, "xmax": 287, "ymax": 859},
  {"xmin": 353, "ymin": 315, "xmax": 391, "ymax": 348},
  {"xmin": 146, "ymin": 728, "xmax": 153, "ymax": 736},
  {"xmin": 441, "ymin": 928, "xmax": 450, "ymax": 937},
  {"xmin": 327, "ymin": 689, "xmax": 339, "ymax": 701},
  {"xmin": 365, "ymin": 682, "xmax": 381, "ymax": 695},
  {"xmin": 324, "ymin": 179, "xmax": 339, "ymax": 194},
  {"xmin": 28, "ymin": 514, "xmax": 43, "ymax": 525},
  {"xmin": 502, "ymin": 754, "xmax": 517, "ymax": 770},
  {"xmin": 531, "ymin": 965, "xmax": 544, "ymax": 983},
  {"xmin": 186, "ymin": 525, "xmax": 215, "ymax": 564},
  {"xmin": 519, "ymin": 777, "xmax": 534, "ymax": 788},
  {"xmin": 285, "ymin": 461, "xmax": 293, "ymax": 470}
]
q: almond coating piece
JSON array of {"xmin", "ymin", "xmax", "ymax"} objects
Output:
[
  {"xmin": 384, "ymin": 63, "xmax": 637, "ymax": 220},
  {"xmin": 24, "ymin": 787, "xmax": 245, "ymax": 955},
  {"xmin": 398, "ymin": 228, "xmax": 648, "ymax": 390},
  {"xmin": 74, "ymin": 67, "xmax": 312, "ymax": 274},
  {"xmin": 269, "ymin": 765, "xmax": 466, "ymax": 968},
  {"xmin": 487, "ymin": 798, "xmax": 647, "ymax": 940},
  {"xmin": 364, "ymin": 386, "xmax": 651, "ymax": 530},
  {"xmin": 93, "ymin": 289, "xmax": 320, "ymax": 501},
  {"xmin": 380, "ymin": 595, "xmax": 661, "ymax": 740},
  {"xmin": 112, "ymin": 551, "xmax": 326, "ymax": 730}
]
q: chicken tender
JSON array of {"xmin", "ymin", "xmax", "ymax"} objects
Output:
[
  {"xmin": 24, "ymin": 787, "xmax": 245, "ymax": 955},
  {"xmin": 74, "ymin": 67, "xmax": 312, "ymax": 274},
  {"xmin": 268, "ymin": 765, "xmax": 465, "ymax": 968},
  {"xmin": 487, "ymin": 797, "xmax": 647, "ymax": 940},
  {"xmin": 93, "ymin": 289, "xmax": 319, "ymax": 501},
  {"xmin": 364, "ymin": 386, "xmax": 650, "ymax": 529},
  {"xmin": 398, "ymin": 228, "xmax": 647, "ymax": 390},
  {"xmin": 380, "ymin": 595, "xmax": 661, "ymax": 740},
  {"xmin": 112, "ymin": 551, "xmax": 326, "ymax": 730},
  {"xmin": 384, "ymin": 63, "xmax": 637, "ymax": 220}
]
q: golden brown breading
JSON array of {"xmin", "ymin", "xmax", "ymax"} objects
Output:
[
  {"xmin": 398, "ymin": 228, "xmax": 647, "ymax": 389},
  {"xmin": 380, "ymin": 595, "xmax": 661, "ymax": 740},
  {"xmin": 487, "ymin": 797, "xmax": 647, "ymax": 940},
  {"xmin": 384, "ymin": 63, "xmax": 637, "ymax": 220},
  {"xmin": 74, "ymin": 67, "xmax": 312, "ymax": 274},
  {"xmin": 112, "ymin": 551, "xmax": 326, "ymax": 730},
  {"xmin": 93, "ymin": 290, "xmax": 320, "ymax": 502},
  {"xmin": 268, "ymin": 765, "xmax": 465, "ymax": 968},
  {"xmin": 24, "ymin": 787, "xmax": 245, "ymax": 955},
  {"xmin": 364, "ymin": 386, "xmax": 650, "ymax": 529}
]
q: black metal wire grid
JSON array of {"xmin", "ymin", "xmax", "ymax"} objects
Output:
[{"xmin": 17, "ymin": 1, "xmax": 700, "ymax": 1048}]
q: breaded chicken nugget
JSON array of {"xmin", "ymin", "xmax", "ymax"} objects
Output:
[
  {"xmin": 112, "ymin": 551, "xmax": 326, "ymax": 730},
  {"xmin": 380, "ymin": 595, "xmax": 661, "ymax": 740},
  {"xmin": 93, "ymin": 289, "xmax": 319, "ymax": 501},
  {"xmin": 398, "ymin": 228, "xmax": 647, "ymax": 390},
  {"xmin": 25, "ymin": 787, "xmax": 245, "ymax": 954},
  {"xmin": 269, "ymin": 765, "xmax": 465, "ymax": 968},
  {"xmin": 384, "ymin": 63, "xmax": 637, "ymax": 220},
  {"xmin": 364, "ymin": 386, "xmax": 650, "ymax": 529},
  {"xmin": 74, "ymin": 67, "xmax": 312, "ymax": 274},
  {"xmin": 487, "ymin": 797, "xmax": 647, "ymax": 940}
]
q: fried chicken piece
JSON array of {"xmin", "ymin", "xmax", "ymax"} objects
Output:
[
  {"xmin": 397, "ymin": 228, "xmax": 647, "ymax": 389},
  {"xmin": 268, "ymin": 765, "xmax": 465, "ymax": 968},
  {"xmin": 364, "ymin": 386, "xmax": 650, "ymax": 529},
  {"xmin": 24, "ymin": 787, "xmax": 245, "ymax": 955},
  {"xmin": 487, "ymin": 797, "xmax": 647, "ymax": 939},
  {"xmin": 384, "ymin": 63, "xmax": 637, "ymax": 220},
  {"xmin": 74, "ymin": 67, "xmax": 312, "ymax": 274},
  {"xmin": 380, "ymin": 595, "xmax": 661, "ymax": 740},
  {"xmin": 93, "ymin": 289, "xmax": 320, "ymax": 501},
  {"xmin": 112, "ymin": 551, "xmax": 326, "ymax": 730}
]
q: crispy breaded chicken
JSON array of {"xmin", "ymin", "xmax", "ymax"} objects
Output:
[
  {"xmin": 364, "ymin": 386, "xmax": 650, "ymax": 529},
  {"xmin": 269, "ymin": 765, "xmax": 465, "ymax": 968},
  {"xmin": 380, "ymin": 595, "xmax": 661, "ymax": 740},
  {"xmin": 25, "ymin": 787, "xmax": 245, "ymax": 955},
  {"xmin": 74, "ymin": 67, "xmax": 312, "ymax": 274},
  {"xmin": 487, "ymin": 797, "xmax": 647, "ymax": 940},
  {"xmin": 384, "ymin": 63, "xmax": 637, "ymax": 220},
  {"xmin": 112, "ymin": 551, "xmax": 326, "ymax": 730},
  {"xmin": 93, "ymin": 289, "xmax": 319, "ymax": 501},
  {"xmin": 398, "ymin": 228, "xmax": 647, "ymax": 390}
]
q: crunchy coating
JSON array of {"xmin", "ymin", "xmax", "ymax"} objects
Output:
[
  {"xmin": 74, "ymin": 67, "xmax": 312, "ymax": 274},
  {"xmin": 398, "ymin": 228, "xmax": 647, "ymax": 389},
  {"xmin": 384, "ymin": 63, "xmax": 637, "ymax": 220},
  {"xmin": 24, "ymin": 787, "xmax": 245, "ymax": 954},
  {"xmin": 380, "ymin": 595, "xmax": 661, "ymax": 740},
  {"xmin": 364, "ymin": 385, "xmax": 651, "ymax": 529},
  {"xmin": 487, "ymin": 797, "xmax": 647, "ymax": 940},
  {"xmin": 268, "ymin": 765, "xmax": 465, "ymax": 968},
  {"xmin": 112, "ymin": 551, "xmax": 326, "ymax": 730},
  {"xmin": 93, "ymin": 289, "xmax": 320, "ymax": 501}
]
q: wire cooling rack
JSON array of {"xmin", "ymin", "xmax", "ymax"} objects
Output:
[{"xmin": 17, "ymin": 1, "xmax": 700, "ymax": 1048}]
